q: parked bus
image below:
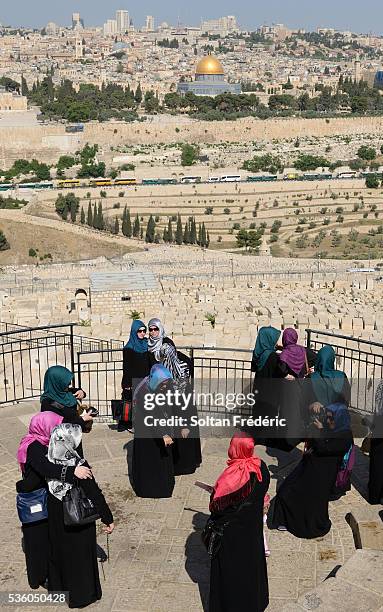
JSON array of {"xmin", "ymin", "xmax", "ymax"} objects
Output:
[
  {"xmin": 142, "ymin": 178, "xmax": 177, "ymax": 185},
  {"xmin": 208, "ymin": 177, "xmax": 220, "ymax": 183},
  {"xmin": 247, "ymin": 175, "xmax": 278, "ymax": 182},
  {"xmin": 57, "ymin": 179, "xmax": 81, "ymax": 189},
  {"xmin": 114, "ymin": 178, "xmax": 137, "ymax": 185},
  {"xmin": 180, "ymin": 176, "xmax": 202, "ymax": 184},
  {"xmin": 336, "ymin": 171, "xmax": 357, "ymax": 179},
  {"xmin": 220, "ymin": 175, "xmax": 241, "ymax": 182},
  {"xmin": 89, "ymin": 178, "xmax": 113, "ymax": 187},
  {"xmin": 301, "ymin": 173, "xmax": 333, "ymax": 181},
  {"xmin": 19, "ymin": 182, "xmax": 54, "ymax": 190},
  {"xmin": 283, "ymin": 173, "xmax": 300, "ymax": 181},
  {"xmin": 0, "ymin": 183, "xmax": 14, "ymax": 191}
]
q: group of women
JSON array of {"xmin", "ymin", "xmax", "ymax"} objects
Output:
[
  {"xmin": 16, "ymin": 366, "xmax": 114, "ymax": 609},
  {"xmin": 122, "ymin": 317, "xmax": 202, "ymax": 498},
  {"xmin": 15, "ymin": 323, "xmax": 382, "ymax": 611}
]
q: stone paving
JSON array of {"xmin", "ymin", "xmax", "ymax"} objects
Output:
[{"xmin": 0, "ymin": 401, "xmax": 378, "ymax": 612}]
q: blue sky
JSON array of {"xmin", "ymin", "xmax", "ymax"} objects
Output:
[{"xmin": 1, "ymin": 0, "xmax": 383, "ymax": 34}]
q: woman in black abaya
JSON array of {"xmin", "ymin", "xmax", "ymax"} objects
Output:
[
  {"xmin": 131, "ymin": 364, "xmax": 176, "ymax": 498},
  {"xmin": 271, "ymin": 346, "xmax": 353, "ymax": 539},
  {"xmin": 47, "ymin": 423, "xmax": 114, "ymax": 609},
  {"xmin": 148, "ymin": 318, "xmax": 201, "ymax": 475},
  {"xmin": 208, "ymin": 433, "xmax": 270, "ymax": 612}
]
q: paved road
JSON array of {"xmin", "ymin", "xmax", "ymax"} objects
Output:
[{"xmin": 0, "ymin": 401, "xmax": 371, "ymax": 611}]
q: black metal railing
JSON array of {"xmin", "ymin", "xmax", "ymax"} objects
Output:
[{"xmin": 1, "ymin": 323, "xmax": 382, "ymax": 416}]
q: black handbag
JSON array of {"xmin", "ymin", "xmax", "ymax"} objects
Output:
[
  {"xmin": 111, "ymin": 399, "xmax": 123, "ymax": 420},
  {"xmin": 201, "ymin": 518, "xmax": 229, "ymax": 558},
  {"xmin": 62, "ymin": 483, "xmax": 100, "ymax": 526}
]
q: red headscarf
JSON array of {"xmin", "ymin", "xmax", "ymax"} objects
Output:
[
  {"xmin": 17, "ymin": 411, "xmax": 64, "ymax": 471},
  {"xmin": 209, "ymin": 432, "xmax": 262, "ymax": 512}
]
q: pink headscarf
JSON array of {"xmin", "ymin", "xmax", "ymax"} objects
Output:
[
  {"xmin": 17, "ymin": 411, "xmax": 64, "ymax": 470},
  {"xmin": 210, "ymin": 432, "xmax": 262, "ymax": 512}
]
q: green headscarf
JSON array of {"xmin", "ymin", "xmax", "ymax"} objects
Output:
[
  {"xmin": 253, "ymin": 326, "xmax": 280, "ymax": 372},
  {"xmin": 40, "ymin": 365, "xmax": 77, "ymax": 408},
  {"xmin": 311, "ymin": 345, "xmax": 346, "ymax": 407}
]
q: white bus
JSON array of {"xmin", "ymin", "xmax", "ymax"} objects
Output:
[
  {"xmin": 180, "ymin": 176, "xmax": 202, "ymax": 184},
  {"xmin": 336, "ymin": 171, "xmax": 357, "ymax": 179},
  {"xmin": 208, "ymin": 176, "xmax": 220, "ymax": 183},
  {"xmin": 220, "ymin": 175, "xmax": 241, "ymax": 182}
]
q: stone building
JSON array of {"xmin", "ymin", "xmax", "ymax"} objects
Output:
[
  {"xmin": 0, "ymin": 88, "xmax": 27, "ymax": 111},
  {"xmin": 177, "ymin": 54, "xmax": 241, "ymax": 97},
  {"xmin": 89, "ymin": 271, "xmax": 160, "ymax": 318}
]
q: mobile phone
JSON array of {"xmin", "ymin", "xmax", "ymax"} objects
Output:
[{"xmin": 87, "ymin": 407, "xmax": 99, "ymax": 417}]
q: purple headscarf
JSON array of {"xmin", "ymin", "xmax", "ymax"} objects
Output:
[{"xmin": 279, "ymin": 328, "xmax": 307, "ymax": 377}]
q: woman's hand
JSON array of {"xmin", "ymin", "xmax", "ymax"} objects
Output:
[
  {"xmin": 74, "ymin": 465, "xmax": 92, "ymax": 479},
  {"xmin": 103, "ymin": 523, "xmax": 114, "ymax": 534},
  {"xmin": 285, "ymin": 374, "xmax": 295, "ymax": 380},
  {"xmin": 163, "ymin": 435, "xmax": 174, "ymax": 446},
  {"xmin": 74, "ymin": 389, "xmax": 85, "ymax": 400},
  {"xmin": 181, "ymin": 428, "xmax": 190, "ymax": 439},
  {"xmin": 313, "ymin": 418, "xmax": 324, "ymax": 430},
  {"xmin": 310, "ymin": 402, "xmax": 323, "ymax": 414}
]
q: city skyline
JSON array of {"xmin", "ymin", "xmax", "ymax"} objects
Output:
[{"xmin": 1, "ymin": 0, "xmax": 383, "ymax": 34}]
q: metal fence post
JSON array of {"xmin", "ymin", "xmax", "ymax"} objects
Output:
[{"xmin": 306, "ymin": 328, "xmax": 312, "ymax": 349}]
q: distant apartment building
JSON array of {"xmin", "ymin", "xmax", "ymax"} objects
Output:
[
  {"xmin": 116, "ymin": 10, "xmax": 130, "ymax": 33},
  {"xmin": 104, "ymin": 19, "xmax": 118, "ymax": 35},
  {"xmin": 200, "ymin": 15, "xmax": 238, "ymax": 36},
  {"xmin": 145, "ymin": 16, "xmax": 155, "ymax": 32},
  {"xmin": 45, "ymin": 22, "xmax": 57, "ymax": 36},
  {"xmin": 72, "ymin": 12, "xmax": 84, "ymax": 30}
]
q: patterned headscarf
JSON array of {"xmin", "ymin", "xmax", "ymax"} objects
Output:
[
  {"xmin": 147, "ymin": 318, "xmax": 166, "ymax": 360},
  {"xmin": 47, "ymin": 423, "xmax": 84, "ymax": 500}
]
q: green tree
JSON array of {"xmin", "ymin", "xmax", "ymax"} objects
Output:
[
  {"xmin": 0, "ymin": 229, "xmax": 10, "ymax": 251},
  {"xmin": 114, "ymin": 217, "xmax": 120, "ymax": 235},
  {"xmin": 357, "ymin": 146, "xmax": 376, "ymax": 161},
  {"xmin": 92, "ymin": 202, "xmax": 98, "ymax": 229},
  {"xmin": 122, "ymin": 206, "xmax": 132, "ymax": 237},
  {"xmin": 167, "ymin": 218, "xmax": 173, "ymax": 243},
  {"xmin": 135, "ymin": 83, "xmax": 143, "ymax": 104},
  {"xmin": 145, "ymin": 215, "xmax": 156, "ymax": 242},
  {"xmin": 176, "ymin": 214, "xmax": 183, "ymax": 245},
  {"xmin": 190, "ymin": 217, "xmax": 197, "ymax": 244},
  {"xmin": 181, "ymin": 144, "xmax": 200, "ymax": 166},
  {"xmin": 133, "ymin": 214, "xmax": 140, "ymax": 237},
  {"xmin": 201, "ymin": 223, "xmax": 207, "ymax": 248},
  {"xmin": 87, "ymin": 201, "xmax": 92, "ymax": 226},
  {"xmin": 183, "ymin": 221, "xmax": 190, "ymax": 244},
  {"xmin": 236, "ymin": 229, "xmax": 249, "ymax": 249},
  {"xmin": 97, "ymin": 202, "xmax": 104, "ymax": 230},
  {"xmin": 294, "ymin": 155, "xmax": 330, "ymax": 171},
  {"xmin": 366, "ymin": 174, "xmax": 380, "ymax": 189},
  {"xmin": 80, "ymin": 206, "xmax": 85, "ymax": 224}
]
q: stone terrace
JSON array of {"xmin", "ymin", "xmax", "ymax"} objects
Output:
[{"xmin": 1, "ymin": 401, "xmax": 382, "ymax": 611}]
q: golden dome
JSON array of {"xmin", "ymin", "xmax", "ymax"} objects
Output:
[{"xmin": 195, "ymin": 55, "xmax": 224, "ymax": 75}]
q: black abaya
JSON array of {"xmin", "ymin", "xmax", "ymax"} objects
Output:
[
  {"xmin": 132, "ymin": 382, "xmax": 175, "ymax": 498},
  {"xmin": 209, "ymin": 463, "xmax": 270, "ymax": 612},
  {"xmin": 172, "ymin": 382, "xmax": 202, "ymax": 476},
  {"xmin": 48, "ymin": 471, "xmax": 113, "ymax": 609},
  {"xmin": 16, "ymin": 442, "xmax": 76, "ymax": 590},
  {"xmin": 369, "ymin": 436, "xmax": 383, "ymax": 504},
  {"xmin": 271, "ymin": 432, "xmax": 353, "ymax": 539}
]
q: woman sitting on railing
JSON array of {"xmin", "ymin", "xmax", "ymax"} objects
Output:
[{"xmin": 40, "ymin": 366, "xmax": 93, "ymax": 456}]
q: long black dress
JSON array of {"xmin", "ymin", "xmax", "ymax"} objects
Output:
[
  {"xmin": 251, "ymin": 352, "xmax": 284, "ymax": 444},
  {"xmin": 209, "ymin": 463, "xmax": 270, "ymax": 612},
  {"xmin": 369, "ymin": 414, "xmax": 383, "ymax": 504},
  {"xmin": 48, "ymin": 473, "xmax": 113, "ymax": 609},
  {"xmin": 121, "ymin": 347, "xmax": 151, "ymax": 430},
  {"xmin": 131, "ymin": 382, "xmax": 175, "ymax": 498},
  {"xmin": 149, "ymin": 338, "xmax": 202, "ymax": 476},
  {"xmin": 16, "ymin": 441, "xmax": 76, "ymax": 590},
  {"xmin": 271, "ymin": 431, "xmax": 353, "ymax": 538}
]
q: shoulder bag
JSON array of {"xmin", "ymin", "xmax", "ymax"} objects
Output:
[
  {"xmin": 16, "ymin": 488, "xmax": 48, "ymax": 524},
  {"xmin": 62, "ymin": 482, "xmax": 100, "ymax": 526}
]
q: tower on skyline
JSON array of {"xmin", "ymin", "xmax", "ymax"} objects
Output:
[
  {"xmin": 145, "ymin": 15, "xmax": 155, "ymax": 32},
  {"xmin": 72, "ymin": 12, "xmax": 84, "ymax": 30},
  {"xmin": 116, "ymin": 9, "xmax": 129, "ymax": 33}
]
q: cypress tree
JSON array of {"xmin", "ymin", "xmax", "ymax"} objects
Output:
[
  {"xmin": 206, "ymin": 231, "xmax": 210, "ymax": 248},
  {"xmin": 99, "ymin": 202, "xmax": 104, "ymax": 230},
  {"xmin": 197, "ymin": 223, "xmax": 202, "ymax": 246},
  {"xmin": 190, "ymin": 217, "xmax": 197, "ymax": 244},
  {"xmin": 140, "ymin": 227, "xmax": 143, "ymax": 239},
  {"xmin": 70, "ymin": 200, "xmax": 77, "ymax": 222},
  {"xmin": 114, "ymin": 217, "xmax": 119, "ymax": 235},
  {"xmin": 201, "ymin": 223, "xmax": 207, "ymax": 248},
  {"xmin": 167, "ymin": 219, "xmax": 173, "ymax": 243},
  {"xmin": 175, "ymin": 214, "xmax": 183, "ymax": 245},
  {"xmin": 87, "ymin": 201, "xmax": 92, "ymax": 226},
  {"xmin": 133, "ymin": 214, "xmax": 140, "ymax": 237},
  {"xmin": 135, "ymin": 83, "xmax": 143, "ymax": 104},
  {"xmin": 80, "ymin": 206, "xmax": 85, "ymax": 224},
  {"xmin": 163, "ymin": 226, "xmax": 168, "ymax": 242},
  {"xmin": 92, "ymin": 202, "xmax": 98, "ymax": 229},
  {"xmin": 145, "ymin": 215, "xmax": 156, "ymax": 243},
  {"xmin": 183, "ymin": 221, "xmax": 190, "ymax": 244},
  {"xmin": 125, "ymin": 208, "xmax": 132, "ymax": 237}
]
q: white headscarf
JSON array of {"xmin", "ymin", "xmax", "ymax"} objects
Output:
[
  {"xmin": 47, "ymin": 423, "xmax": 84, "ymax": 500},
  {"xmin": 147, "ymin": 318, "xmax": 166, "ymax": 360}
]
